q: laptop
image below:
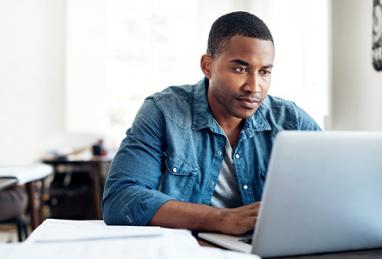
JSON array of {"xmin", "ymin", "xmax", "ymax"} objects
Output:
[{"xmin": 199, "ymin": 131, "xmax": 382, "ymax": 258}]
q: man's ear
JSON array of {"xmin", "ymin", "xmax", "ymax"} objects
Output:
[{"xmin": 200, "ymin": 54, "xmax": 213, "ymax": 79}]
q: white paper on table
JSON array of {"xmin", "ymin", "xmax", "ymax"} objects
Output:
[
  {"xmin": 27, "ymin": 219, "xmax": 165, "ymax": 242},
  {"xmin": 20, "ymin": 219, "xmax": 261, "ymax": 259},
  {"xmin": 0, "ymin": 240, "xmax": 261, "ymax": 259},
  {"xmin": 0, "ymin": 164, "xmax": 53, "ymax": 185}
]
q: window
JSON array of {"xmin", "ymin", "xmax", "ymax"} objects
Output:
[
  {"xmin": 266, "ymin": 0, "xmax": 329, "ymax": 128},
  {"xmin": 66, "ymin": 0, "xmax": 329, "ymax": 145}
]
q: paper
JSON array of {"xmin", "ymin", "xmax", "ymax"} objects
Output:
[
  {"xmin": 0, "ymin": 241, "xmax": 260, "ymax": 259},
  {"xmin": 7, "ymin": 219, "xmax": 261, "ymax": 259},
  {"xmin": 0, "ymin": 164, "xmax": 53, "ymax": 185},
  {"xmin": 27, "ymin": 219, "xmax": 164, "ymax": 242}
]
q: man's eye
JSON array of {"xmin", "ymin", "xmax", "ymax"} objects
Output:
[
  {"xmin": 259, "ymin": 70, "xmax": 271, "ymax": 76},
  {"xmin": 234, "ymin": 67, "xmax": 247, "ymax": 73}
]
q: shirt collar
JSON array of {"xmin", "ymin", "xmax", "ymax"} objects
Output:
[
  {"xmin": 191, "ymin": 78, "xmax": 215, "ymax": 131},
  {"xmin": 191, "ymin": 78, "xmax": 271, "ymax": 134}
]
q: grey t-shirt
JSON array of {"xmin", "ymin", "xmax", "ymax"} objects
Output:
[{"xmin": 211, "ymin": 140, "xmax": 243, "ymax": 208}]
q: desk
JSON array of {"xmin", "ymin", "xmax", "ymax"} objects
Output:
[
  {"xmin": 12, "ymin": 219, "xmax": 225, "ymax": 259},
  {"xmin": 198, "ymin": 238, "xmax": 382, "ymax": 258},
  {"xmin": 41, "ymin": 156, "xmax": 111, "ymax": 219},
  {"xmin": 0, "ymin": 164, "xmax": 53, "ymax": 230},
  {"xmin": 6, "ymin": 218, "xmax": 382, "ymax": 259},
  {"xmin": 276, "ymin": 248, "xmax": 382, "ymax": 259},
  {"xmin": 0, "ymin": 177, "xmax": 18, "ymax": 191}
]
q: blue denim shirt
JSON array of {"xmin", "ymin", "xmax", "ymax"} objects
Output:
[{"xmin": 102, "ymin": 78, "xmax": 321, "ymax": 226}]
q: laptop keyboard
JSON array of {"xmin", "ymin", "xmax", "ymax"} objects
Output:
[{"xmin": 239, "ymin": 237, "xmax": 253, "ymax": 244}]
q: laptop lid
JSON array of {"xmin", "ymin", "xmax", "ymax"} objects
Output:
[{"xmin": 252, "ymin": 131, "xmax": 382, "ymax": 257}]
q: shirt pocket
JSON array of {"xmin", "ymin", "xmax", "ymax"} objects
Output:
[{"xmin": 160, "ymin": 155, "xmax": 199, "ymax": 201}]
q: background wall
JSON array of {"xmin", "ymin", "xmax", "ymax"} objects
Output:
[
  {"xmin": 1, "ymin": 0, "xmax": 381, "ymax": 164},
  {"xmin": 331, "ymin": 0, "xmax": 382, "ymax": 130},
  {"xmin": 0, "ymin": 0, "xmax": 97, "ymax": 164}
]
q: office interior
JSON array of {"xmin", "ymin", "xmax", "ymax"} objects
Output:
[{"xmin": 0, "ymin": 0, "xmax": 381, "ymax": 245}]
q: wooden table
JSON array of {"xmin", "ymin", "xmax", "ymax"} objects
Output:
[
  {"xmin": 275, "ymin": 248, "xmax": 382, "ymax": 259},
  {"xmin": 197, "ymin": 238, "xmax": 382, "ymax": 258},
  {"xmin": 42, "ymin": 155, "xmax": 112, "ymax": 219}
]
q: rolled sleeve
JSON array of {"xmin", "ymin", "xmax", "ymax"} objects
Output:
[{"xmin": 103, "ymin": 184, "xmax": 173, "ymax": 225}]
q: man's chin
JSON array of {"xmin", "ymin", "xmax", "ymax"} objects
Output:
[{"xmin": 233, "ymin": 108, "xmax": 258, "ymax": 119}]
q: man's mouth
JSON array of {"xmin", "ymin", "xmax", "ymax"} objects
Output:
[{"xmin": 237, "ymin": 96, "xmax": 261, "ymax": 109}]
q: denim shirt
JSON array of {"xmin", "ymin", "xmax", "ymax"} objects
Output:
[{"xmin": 102, "ymin": 78, "xmax": 321, "ymax": 226}]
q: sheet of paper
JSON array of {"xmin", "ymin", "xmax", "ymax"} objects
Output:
[
  {"xmin": 17, "ymin": 219, "xmax": 260, "ymax": 259},
  {"xmin": 0, "ymin": 241, "xmax": 260, "ymax": 259},
  {"xmin": 27, "ymin": 219, "xmax": 164, "ymax": 242}
]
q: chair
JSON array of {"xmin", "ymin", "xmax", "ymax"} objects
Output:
[
  {"xmin": 0, "ymin": 217, "xmax": 29, "ymax": 241},
  {"xmin": 0, "ymin": 177, "xmax": 29, "ymax": 242}
]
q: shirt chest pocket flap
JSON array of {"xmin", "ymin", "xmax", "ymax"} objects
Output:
[{"xmin": 162, "ymin": 154, "xmax": 199, "ymax": 198}]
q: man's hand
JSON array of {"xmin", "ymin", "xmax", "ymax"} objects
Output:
[
  {"xmin": 217, "ymin": 202, "xmax": 261, "ymax": 235},
  {"xmin": 150, "ymin": 200, "xmax": 261, "ymax": 235}
]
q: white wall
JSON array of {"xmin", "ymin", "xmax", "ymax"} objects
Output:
[
  {"xmin": 0, "ymin": 0, "xmax": 97, "ymax": 165},
  {"xmin": 331, "ymin": 0, "xmax": 382, "ymax": 130},
  {"xmin": 0, "ymin": 0, "xmax": 269, "ymax": 165}
]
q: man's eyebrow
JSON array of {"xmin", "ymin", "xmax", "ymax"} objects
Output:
[
  {"xmin": 230, "ymin": 59, "xmax": 274, "ymax": 69},
  {"xmin": 230, "ymin": 59, "xmax": 249, "ymax": 66},
  {"xmin": 262, "ymin": 64, "xmax": 274, "ymax": 69}
]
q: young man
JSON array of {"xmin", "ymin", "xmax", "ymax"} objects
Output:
[{"xmin": 102, "ymin": 11, "xmax": 320, "ymax": 235}]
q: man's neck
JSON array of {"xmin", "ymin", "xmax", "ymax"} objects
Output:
[{"xmin": 214, "ymin": 116, "xmax": 243, "ymax": 148}]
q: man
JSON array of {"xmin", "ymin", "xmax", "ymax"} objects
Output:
[{"xmin": 102, "ymin": 11, "xmax": 320, "ymax": 235}]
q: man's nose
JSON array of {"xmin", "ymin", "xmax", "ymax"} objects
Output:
[{"xmin": 243, "ymin": 73, "xmax": 261, "ymax": 93}]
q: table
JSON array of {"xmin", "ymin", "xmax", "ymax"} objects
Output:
[
  {"xmin": 0, "ymin": 164, "xmax": 53, "ymax": 230},
  {"xmin": 198, "ymin": 238, "xmax": 382, "ymax": 258},
  {"xmin": 276, "ymin": 248, "xmax": 382, "ymax": 259},
  {"xmin": 2, "ymin": 219, "xmax": 239, "ymax": 259},
  {"xmin": 41, "ymin": 155, "xmax": 112, "ymax": 219},
  {"xmin": 0, "ymin": 177, "xmax": 18, "ymax": 191}
]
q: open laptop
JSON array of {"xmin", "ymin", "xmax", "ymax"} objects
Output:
[{"xmin": 199, "ymin": 131, "xmax": 382, "ymax": 258}]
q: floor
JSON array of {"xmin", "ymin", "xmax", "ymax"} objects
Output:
[{"xmin": 0, "ymin": 225, "xmax": 19, "ymax": 243}]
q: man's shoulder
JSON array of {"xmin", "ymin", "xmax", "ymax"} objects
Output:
[
  {"xmin": 149, "ymin": 84, "xmax": 195, "ymax": 104},
  {"xmin": 260, "ymin": 95, "xmax": 297, "ymax": 111},
  {"xmin": 259, "ymin": 95, "xmax": 318, "ymax": 130},
  {"xmin": 145, "ymin": 83, "xmax": 198, "ymax": 128}
]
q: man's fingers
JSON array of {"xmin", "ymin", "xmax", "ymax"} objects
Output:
[
  {"xmin": 237, "ymin": 202, "xmax": 262, "ymax": 216},
  {"xmin": 241, "ymin": 202, "xmax": 262, "ymax": 209},
  {"xmin": 243, "ymin": 215, "xmax": 258, "ymax": 227}
]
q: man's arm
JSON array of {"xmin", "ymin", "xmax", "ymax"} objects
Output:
[
  {"xmin": 103, "ymin": 98, "xmax": 260, "ymax": 234},
  {"xmin": 150, "ymin": 200, "xmax": 261, "ymax": 235},
  {"xmin": 102, "ymin": 98, "xmax": 172, "ymax": 226}
]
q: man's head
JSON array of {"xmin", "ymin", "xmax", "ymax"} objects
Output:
[
  {"xmin": 201, "ymin": 11, "xmax": 275, "ymax": 123},
  {"xmin": 207, "ymin": 11, "xmax": 274, "ymax": 57}
]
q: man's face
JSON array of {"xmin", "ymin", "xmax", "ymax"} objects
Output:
[{"xmin": 202, "ymin": 35, "xmax": 275, "ymax": 120}]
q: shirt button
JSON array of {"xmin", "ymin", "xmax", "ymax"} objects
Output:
[
  {"xmin": 217, "ymin": 151, "xmax": 222, "ymax": 156},
  {"xmin": 235, "ymin": 154, "xmax": 240, "ymax": 159},
  {"xmin": 243, "ymin": 185, "xmax": 248, "ymax": 190},
  {"xmin": 172, "ymin": 168, "xmax": 177, "ymax": 173}
]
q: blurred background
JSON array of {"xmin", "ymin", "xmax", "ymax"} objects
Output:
[
  {"xmin": 0, "ymin": 0, "xmax": 381, "ymax": 164},
  {"xmin": 0, "ymin": 0, "xmax": 381, "ymax": 242}
]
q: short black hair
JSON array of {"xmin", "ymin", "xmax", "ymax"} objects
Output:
[{"xmin": 207, "ymin": 11, "xmax": 274, "ymax": 57}]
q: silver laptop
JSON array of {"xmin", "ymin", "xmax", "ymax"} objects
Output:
[{"xmin": 199, "ymin": 131, "xmax": 382, "ymax": 257}]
